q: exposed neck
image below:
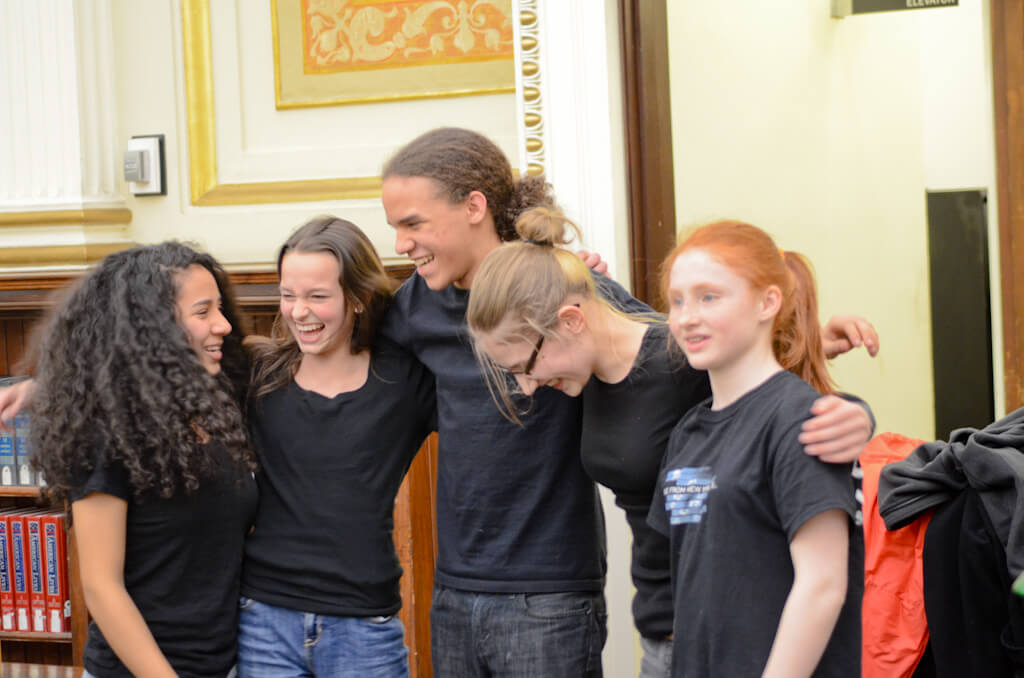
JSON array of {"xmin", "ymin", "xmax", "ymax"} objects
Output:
[
  {"xmin": 294, "ymin": 345, "xmax": 370, "ymax": 398},
  {"xmin": 589, "ymin": 304, "xmax": 649, "ymax": 384},
  {"xmin": 454, "ymin": 217, "xmax": 503, "ymax": 290},
  {"xmin": 708, "ymin": 335, "xmax": 782, "ymax": 410}
]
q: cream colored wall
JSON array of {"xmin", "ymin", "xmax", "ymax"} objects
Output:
[
  {"xmin": 916, "ymin": 0, "xmax": 1002, "ymax": 418},
  {"xmin": 111, "ymin": 0, "xmax": 519, "ymax": 270},
  {"xmin": 666, "ymin": 0, "xmax": 996, "ymax": 440}
]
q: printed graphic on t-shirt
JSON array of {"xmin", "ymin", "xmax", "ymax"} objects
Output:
[{"xmin": 663, "ymin": 466, "xmax": 715, "ymax": 525}]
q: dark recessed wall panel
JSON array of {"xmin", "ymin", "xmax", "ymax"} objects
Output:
[{"xmin": 927, "ymin": 189, "xmax": 994, "ymax": 438}]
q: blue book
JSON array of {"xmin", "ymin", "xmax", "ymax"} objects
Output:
[
  {"xmin": 0, "ymin": 425, "xmax": 14, "ymax": 486},
  {"xmin": 13, "ymin": 414, "xmax": 32, "ymax": 486}
]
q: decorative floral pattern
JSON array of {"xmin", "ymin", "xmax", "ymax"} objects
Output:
[{"xmin": 303, "ymin": 0, "xmax": 514, "ymax": 72}]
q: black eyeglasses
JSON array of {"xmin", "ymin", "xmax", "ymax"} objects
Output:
[
  {"xmin": 523, "ymin": 334, "xmax": 544, "ymax": 375},
  {"xmin": 507, "ymin": 334, "xmax": 544, "ymax": 376}
]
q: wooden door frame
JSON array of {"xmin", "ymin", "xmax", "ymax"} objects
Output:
[
  {"xmin": 618, "ymin": 0, "xmax": 677, "ymax": 310},
  {"xmin": 992, "ymin": 0, "xmax": 1024, "ymax": 410}
]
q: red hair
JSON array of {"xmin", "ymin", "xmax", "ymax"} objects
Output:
[{"xmin": 659, "ymin": 220, "xmax": 836, "ymax": 395}]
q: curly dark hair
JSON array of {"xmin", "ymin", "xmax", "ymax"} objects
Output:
[
  {"xmin": 248, "ymin": 216, "xmax": 394, "ymax": 398},
  {"xmin": 382, "ymin": 127, "xmax": 556, "ymax": 241},
  {"xmin": 29, "ymin": 242, "xmax": 257, "ymax": 505}
]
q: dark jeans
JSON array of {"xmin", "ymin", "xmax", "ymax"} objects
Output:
[{"xmin": 430, "ymin": 584, "xmax": 607, "ymax": 677}]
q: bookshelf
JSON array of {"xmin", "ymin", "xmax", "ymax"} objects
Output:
[
  {"xmin": 0, "ymin": 664, "xmax": 79, "ymax": 678},
  {"xmin": 0, "ymin": 267, "xmax": 437, "ymax": 676},
  {"xmin": 0, "ymin": 485, "xmax": 83, "ymax": 665}
]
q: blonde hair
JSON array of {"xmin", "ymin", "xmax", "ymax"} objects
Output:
[{"xmin": 467, "ymin": 206, "xmax": 622, "ymax": 421}]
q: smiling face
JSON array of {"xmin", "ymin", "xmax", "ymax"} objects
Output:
[
  {"xmin": 475, "ymin": 317, "xmax": 594, "ymax": 398},
  {"xmin": 279, "ymin": 251, "xmax": 354, "ymax": 358},
  {"xmin": 666, "ymin": 248, "xmax": 775, "ymax": 375},
  {"xmin": 175, "ymin": 264, "xmax": 231, "ymax": 375},
  {"xmin": 382, "ymin": 175, "xmax": 496, "ymax": 290}
]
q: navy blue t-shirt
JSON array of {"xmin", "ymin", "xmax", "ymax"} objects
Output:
[{"xmin": 381, "ymin": 271, "xmax": 645, "ymax": 593}]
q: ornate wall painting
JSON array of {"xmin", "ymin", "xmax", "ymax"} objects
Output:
[{"xmin": 272, "ymin": 0, "xmax": 516, "ymax": 108}]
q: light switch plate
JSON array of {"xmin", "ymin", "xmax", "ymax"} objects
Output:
[
  {"xmin": 123, "ymin": 149, "xmax": 147, "ymax": 182},
  {"xmin": 126, "ymin": 134, "xmax": 166, "ymax": 196}
]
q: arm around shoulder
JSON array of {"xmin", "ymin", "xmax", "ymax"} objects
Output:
[
  {"xmin": 799, "ymin": 394, "xmax": 873, "ymax": 463},
  {"xmin": 73, "ymin": 493, "xmax": 179, "ymax": 678}
]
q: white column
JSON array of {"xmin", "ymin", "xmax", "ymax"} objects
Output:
[
  {"xmin": 515, "ymin": 0, "xmax": 631, "ymax": 286},
  {"xmin": 515, "ymin": 1, "xmax": 638, "ymax": 674},
  {"xmin": 0, "ymin": 0, "xmax": 131, "ymax": 271}
]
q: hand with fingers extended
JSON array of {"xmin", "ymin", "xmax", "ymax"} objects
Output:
[
  {"xmin": 821, "ymin": 315, "xmax": 879, "ymax": 359},
  {"xmin": 799, "ymin": 395, "xmax": 872, "ymax": 463}
]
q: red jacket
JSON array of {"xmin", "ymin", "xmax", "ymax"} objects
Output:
[{"xmin": 861, "ymin": 433, "xmax": 931, "ymax": 678}]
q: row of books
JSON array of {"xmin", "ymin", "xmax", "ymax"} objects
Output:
[
  {"xmin": 0, "ymin": 412, "xmax": 36, "ymax": 486},
  {"xmin": 0, "ymin": 510, "xmax": 69, "ymax": 634}
]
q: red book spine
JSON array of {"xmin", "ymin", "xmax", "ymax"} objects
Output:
[
  {"xmin": 10, "ymin": 513, "xmax": 31, "ymax": 631},
  {"xmin": 26, "ymin": 513, "xmax": 46, "ymax": 632},
  {"xmin": 41, "ymin": 514, "xmax": 66, "ymax": 632},
  {"xmin": 0, "ymin": 515, "xmax": 13, "ymax": 630},
  {"xmin": 60, "ymin": 516, "xmax": 69, "ymax": 630}
]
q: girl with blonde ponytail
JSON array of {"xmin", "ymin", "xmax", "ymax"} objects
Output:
[
  {"xmin": 468, "ymin": 210, "xmax": 872, "ymax": 678},
  {"xmin": 648, "ymin": 220, "xmax": 862, "ymax": 677}
]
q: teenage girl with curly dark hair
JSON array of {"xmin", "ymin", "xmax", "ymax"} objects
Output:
[
  {"xmin": 30, "ymin": 242, "xmax": 258, "ymax": 678},
  {"xmin": 237, "ymin": 216, "xmax": 435, "ymax": 677}
]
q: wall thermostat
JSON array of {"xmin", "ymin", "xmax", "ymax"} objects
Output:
[{"xmin": 124, "ymin": 134, "xmax": 166, "ymax": 196}]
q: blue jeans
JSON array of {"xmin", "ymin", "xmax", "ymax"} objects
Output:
[
  {"xmin": 85, "ymin": 666, "xmax": 237, "ymax": 677},
  {"xmin": 85, "ymin": 671, "xmax": 237, "ymax": 678},
  {"xmin": 237, "ymin": 596, "xmax": 408, "ymax": 677},
  {"xmin": 430, "ymin": 585, "xmax": 607, "ymax": 677}
]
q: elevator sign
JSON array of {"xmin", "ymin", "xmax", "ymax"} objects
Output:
[{"xmin": 832, "ymin": 0, "xmax": 958, "ymax": 17}]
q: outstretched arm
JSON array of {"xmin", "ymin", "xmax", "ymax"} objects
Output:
[
  {"xmin": 761, "ymin": 509, "xmax": 849, "ymax": 678},
  {"xmin": 803, "ymin": 314, "xmax": 878, "ymax": 463},
  {"xmin": 0, "ymin": 379, "xmax": 34, "ymax": 424}
]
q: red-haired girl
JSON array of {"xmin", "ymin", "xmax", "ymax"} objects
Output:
[{"xmin": 648, "ymin": 220, "xmax": 862, "ymax": 677}]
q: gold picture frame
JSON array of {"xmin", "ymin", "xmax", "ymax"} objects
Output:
[
  {"xmin": 183, "ymin": 0, "xmax": 383, "ymax": 206},
  {"xmin": 272, "ymin": 0, "xmax": 516, "ymax": 109},
  {"xmin": 182, "ymin": 0, "xmax": 539, "ymax": 207}
]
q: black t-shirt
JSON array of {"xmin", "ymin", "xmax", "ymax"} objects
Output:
[
  {"xmin": 71, "ymin": 441, "xmax": 258, "ymax": 678},
  {"xmin": 581, "ymin": 322, "xmax": 710, "ymax": 638},
  {"xmin": 648, "ymin": 371, "xmax": 863, "ymax": 678},
  {"xmin": 381, "ymin": 272, "xmax": 646, "ymax": 593},
  {"xmin": 242, "ymin": 339, "xmax": 436, "ymax": 615}
]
